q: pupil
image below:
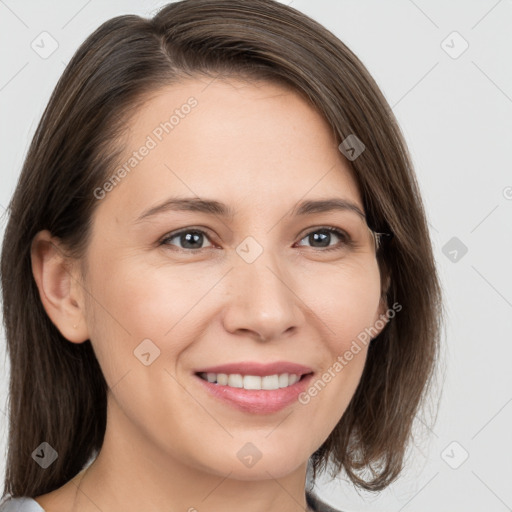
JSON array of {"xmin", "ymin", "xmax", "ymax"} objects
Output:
[
  {"xmin": 182, "ymin": 232, "xmax": 202, "ymax": 249},
  {"xmin": 311, "ymin": 230, "xmax": 330, "ymax": 247}
]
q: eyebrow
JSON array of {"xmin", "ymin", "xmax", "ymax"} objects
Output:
[{"xmin": 134, "ymin": 196, "xmax": 366, "ymax": 223}]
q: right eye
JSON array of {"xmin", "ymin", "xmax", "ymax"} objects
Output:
[{"xmin": 295, "ymin": 226, "xmax": 352, "ymax": 252}]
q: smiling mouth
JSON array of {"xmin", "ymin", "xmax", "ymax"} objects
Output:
[{"xmin": 196, "ymin": 372, "xmax": 310, "ymax": 390}]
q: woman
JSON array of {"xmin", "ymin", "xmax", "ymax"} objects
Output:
[{"xmin": 0, "ymin": 1, "xmax": 443, "ymax": 511}]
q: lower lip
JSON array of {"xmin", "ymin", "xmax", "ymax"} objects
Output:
[{"xmin": 195, "ymin": 373, "xmax": 314, "ymax": 414}]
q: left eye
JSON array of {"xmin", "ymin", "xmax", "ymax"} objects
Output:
[
  {"xmin": 160, "ymin": 227, "xmax": 350, "ymax": 251},
  {"xmin": 296, "ymin": 227, "xmax": 350, "ymax": 250}
]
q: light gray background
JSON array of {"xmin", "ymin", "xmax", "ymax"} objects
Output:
[{"xmin": 1, "ymin": 1, "xmax": 511, "ymax": 511}]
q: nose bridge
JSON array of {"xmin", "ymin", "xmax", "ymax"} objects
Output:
[{"xmin": 223, "ymin": 234, "xmax": 301, "ymax": 340}]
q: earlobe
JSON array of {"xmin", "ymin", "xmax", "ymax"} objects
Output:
[{"xmin": 30, "ymin": 230, "xmax": 89, "ymax": 343}]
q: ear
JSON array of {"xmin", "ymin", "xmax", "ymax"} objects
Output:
[{"xmin": 30, "ymin": 230, "xmax": 89, "ymax": 343}]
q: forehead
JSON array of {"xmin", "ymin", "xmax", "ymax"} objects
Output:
[{"xmin": 97, "ymin": 77, "xmax": 364, "ymax": 222}]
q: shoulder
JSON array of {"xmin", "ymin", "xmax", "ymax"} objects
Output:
[
  {"xmin": 306, "ymin": 489, "xmax": 345, "ymax": 512},
  {"xmin": 0, "ymin": 496, "xmax": 45, "ymax": 512}
]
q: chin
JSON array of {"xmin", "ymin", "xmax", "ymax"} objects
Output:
[
  {"xmin": 226, "ymin": 458, "xmax": 307, "ymax": 481},
  {"xmin": 235, "ymin": 445, "xmax": 310, "ymax": 481}
]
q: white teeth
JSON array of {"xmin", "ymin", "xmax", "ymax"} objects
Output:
[
  {"xmin": 243, "ymin": 375, "xmax": 261, "ymax": 390},
  {"xmin": 217, "ymin": 373, "xmax": 228, "ymax": 385},
  {"xmin": 228, "ymin": 374, "xmax": 243, "ymax": 388},
  {"xmin": 261, "ymin": 375, "xmax": 279, "ymax": 390},
  {"xmin": 200, "ymin": 372, "xmax": 302, "ymax": 390}
]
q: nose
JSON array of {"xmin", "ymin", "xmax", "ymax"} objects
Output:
[{"xmin": 222, "ymin": 246, "xmax": 303, "ymax": 342}]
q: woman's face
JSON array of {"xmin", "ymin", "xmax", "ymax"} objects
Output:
[{"xmin": 76, "ymin": 77, "xmax": 388, "ymax": 480}]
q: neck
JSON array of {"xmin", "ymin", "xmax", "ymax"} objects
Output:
[{"xmin": 67, "ymin": 397, "xmax": 313, "ymax": 512}]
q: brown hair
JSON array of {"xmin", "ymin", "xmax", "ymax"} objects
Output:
[{"xmin": 1, "ymin": 0, "xmax": 443, "ymax": 498}]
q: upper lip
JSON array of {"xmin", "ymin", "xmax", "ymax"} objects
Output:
[{"xmin": 194, "ymin": 361, "xmax": 313, "ymax": 377}]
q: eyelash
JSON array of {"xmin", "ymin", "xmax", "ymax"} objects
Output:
[{"xmin": 158, "ymin": 226, "xmax": 354, "ymax": 253}]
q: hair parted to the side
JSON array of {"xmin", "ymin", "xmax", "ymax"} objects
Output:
[{"xmin": 1, "ymin": 0, "xmax": 443, "ymax": 498}]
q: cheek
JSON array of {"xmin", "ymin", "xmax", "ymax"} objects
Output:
[
  {"xmin": 82, "ymin": 248, "xmax": 229, "ymax": 393},
  {"xmin": 86, "ymin": 248, "xmax": 200, "ymax": 338},
  {"xmin": 82, "ymin": 252, "xmax": 203, "ymax": 418},
  {"xmin": 320, "ymin": 282, "xmax": 376, "ymax": 392},
  {"xmin": 81, "ymin": 249, "xmax": 172, "ymax": 384},
  {"xmin": 295, "ymin": 261, "xmax": 380, "ymax": 431},
  {"xmin": 305, "ymin": 258, "xmax": 382, "ymax": 346}
]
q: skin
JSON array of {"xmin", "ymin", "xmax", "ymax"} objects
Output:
[{"xmin": 31, "ymin": 77, "xmax": 389, "ymax": 512}]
